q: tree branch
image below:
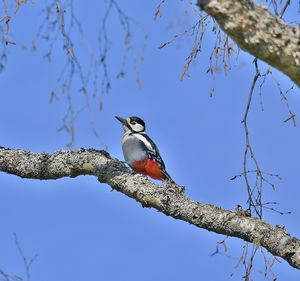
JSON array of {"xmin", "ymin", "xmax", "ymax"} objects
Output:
[
  {"xmin": 198, "ymin": 0, "xmax": 300, "ymax": 87},
  {"xmin": 0, "ymin": 147, "xmax": 300, "ymax": 269}
]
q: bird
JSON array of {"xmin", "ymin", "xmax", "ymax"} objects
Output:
[{"xmin": 115, "ymin": 116, "xmax": 173, "ymax": 182}]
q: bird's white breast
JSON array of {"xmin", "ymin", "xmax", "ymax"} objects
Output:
[{"xmin": 122, "ymin": 133, "xmax": 147, "ymax": 165}]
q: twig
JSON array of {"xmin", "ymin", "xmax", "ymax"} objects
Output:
[
  {"xmin": 242, "ymin": 58, "xmax": 262, "ymax": 218},
  {"xmin": 279, "ymin": 0, "xmax": 291, "ymax": 18},
  {"xmin": 13, "ymin": 233, "xmax": 38, "ymax": 281}
]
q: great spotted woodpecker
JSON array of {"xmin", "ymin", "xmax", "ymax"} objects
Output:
[{"xmin": 115, "ymin": 116, "xmax": 173, "ymax": 181}]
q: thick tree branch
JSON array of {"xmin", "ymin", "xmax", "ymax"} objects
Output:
[
  {"xmin": 198, "ymin": 0, "xmax": 300, "ymax": 87},
  {"xmin": 0, "ymin": 147, "xmax": 300, "ymax": 269}
]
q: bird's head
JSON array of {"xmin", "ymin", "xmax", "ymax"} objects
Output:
[{"xmin": 115, "ymin": 116, "xmax": 146, "ymax": 133}]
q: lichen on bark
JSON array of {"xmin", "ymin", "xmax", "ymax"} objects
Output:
[{"xmin": 198, "ymin": 0, "xmax": 300, "ymax": 86}]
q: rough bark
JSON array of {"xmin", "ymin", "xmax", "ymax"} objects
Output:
[
  {"xmin": 0, "ymin": 147, "xmax": 300, "ymax": 269},
  {"xmin": 198, "ymin": 0, "xmax": 300, "ymax": 87}
]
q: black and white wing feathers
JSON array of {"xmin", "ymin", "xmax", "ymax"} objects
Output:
[{"xmin": 133, "ymin": 132, "xmax": 173, "ymax": 181}]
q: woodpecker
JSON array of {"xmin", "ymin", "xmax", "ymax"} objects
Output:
[{"xmin": 115, "ymin": 116, "xmax": 173, "ymax": 182}]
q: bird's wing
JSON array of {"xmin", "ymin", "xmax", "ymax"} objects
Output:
[{"xmin": 133, "ymin": 133, "xmax": 166, "ymax": 170}]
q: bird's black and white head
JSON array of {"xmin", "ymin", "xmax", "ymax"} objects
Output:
[{"xmin": 115, "ymin": 116, "xmax": 146, "ymax": 133}]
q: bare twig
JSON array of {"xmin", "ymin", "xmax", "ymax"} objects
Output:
[
  {"xmin": 154, "ymin": 0, "xmax": 167, "ymax": 20},
  {"xmin": 242, "ymin": 58, "xmax": 263, "ymax": 218},
  {"xmin": 270, "ymin": 73, "xmax": 296, "ymax": 127},
  {"xmin": 13, "ymin": 233, "xmax": 38, "ymax": 281},
  {"xmin": 279, "ymin": 0, "xmax": 291, "ymax": 18},
  {"xmin": 31, "ymin": 0, "xmax": 144, "ymax": 147}
]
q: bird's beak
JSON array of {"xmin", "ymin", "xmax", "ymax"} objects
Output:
[{"xmin": 115, "ymin": 116, "xmax": 127, "ymax": 125}]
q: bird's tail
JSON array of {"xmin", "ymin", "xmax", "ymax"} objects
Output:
[{"xmin": 162, "ymin": 170, "xmax": 175, "ymax": 184}]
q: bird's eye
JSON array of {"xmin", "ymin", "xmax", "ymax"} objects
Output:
[{"xmin": 131, "ymin": 121, "xmax": 136, "ymax": 125}]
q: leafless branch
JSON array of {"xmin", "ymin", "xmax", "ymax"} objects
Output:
[
  {"xmin": 157, "ymin": 3, "xmax": 238, "ymax": 98},
  {"xmin": 241, "ymin": 59, "xmax": 263, "ymax": 218},
  {"xmin": 0, "ymin": 233, "xmax": 37, "ymax": 281},
  {"xmin": 0, "ymin": 147, "xmax": 300, "ymax": 270},
  {"xmin": 279, "ymin": 0, "xmax": 291, "ymax": 18},
  {"xmin": 198, "ymin": 0, "xmax": 300, "ymax": 87},
  {"xmin": 270, "ymin": 72, "xmax": 296, "ymax": 126},
  {"xmin": 13, "ymin": 233, "xmax": 37, "ymax": 281},
  {"xmin": 236, "ymin": 59, "xmax": 290, "ymax": 220},
  {"xmin": 30, "ymin": 0, "xmax": 145, "ymax": 147}
]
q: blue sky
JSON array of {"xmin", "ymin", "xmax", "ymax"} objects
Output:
[{"xmin": 0, "ymin": 0, "xmax": 300, "ymax": 280}]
